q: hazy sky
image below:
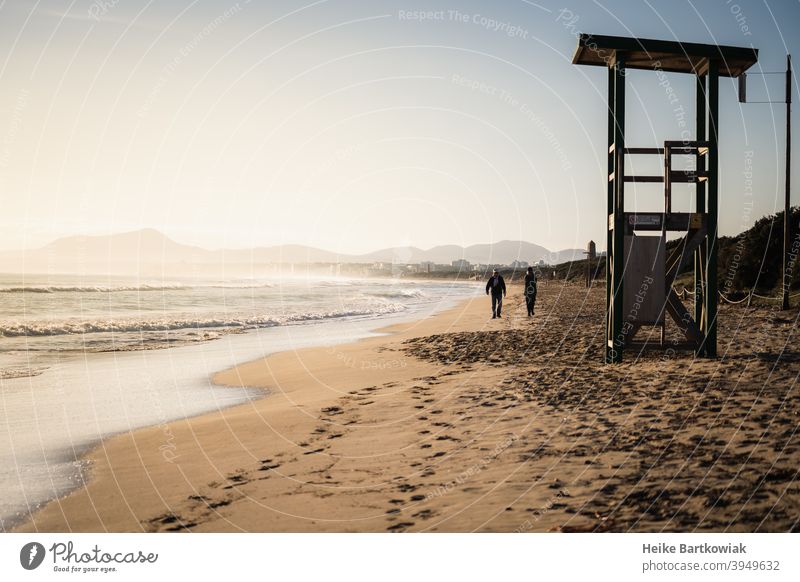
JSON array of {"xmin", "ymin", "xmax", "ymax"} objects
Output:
[{"xmin": 0, "ymin": 0, "xmax": 797, "ymax": 254}]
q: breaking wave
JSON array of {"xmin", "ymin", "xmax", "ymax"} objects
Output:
[
  {"xmin": 366, "ymin": 288, "xmax": 426, "ymax": 299},
  {"xmin": 0, "ymin": 304, "xmax": 407, "ymax": 338},
  {"xmin": 0, "ymin": 282, "xmax": 275, "ymax": 294}
]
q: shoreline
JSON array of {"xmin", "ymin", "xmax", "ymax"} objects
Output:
[
  {"xmin": 15, "ymin": 283, "xmax": 800, "ymax": 532},
  {"xmin": 12, "ymin": 290, "xmax": 481, "ymax": 533}
]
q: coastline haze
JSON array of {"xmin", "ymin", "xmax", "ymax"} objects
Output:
[{"xmin": 0, "ymin": 228, "xmax": 583, "ymax": 275}]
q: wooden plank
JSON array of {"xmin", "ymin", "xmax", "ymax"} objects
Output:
[
  {"xmin": 665, "ymin": 289, "xmax": 702, "ymax": 342},
  {"xmin": 624, "ymin": 175, "xmax": 663, "ymax": 183},
  {"xmin": 623, "ymin": 235, "xmax": 665, "ymax": 326},
  {"xmin": 624, "ymin": 147, "xmax": 664, "ymax": 154},
  {"xmin": 665, "ymin": 226, "xmax": 707, "ymax": 282},
  {"xmin": 669, "ymin": 170, "xmax": 709, "ymax": 183}
]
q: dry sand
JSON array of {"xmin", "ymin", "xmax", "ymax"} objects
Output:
[{"xmin": 16, "ymin": 283, "xmax": 800, "ymax": 532}]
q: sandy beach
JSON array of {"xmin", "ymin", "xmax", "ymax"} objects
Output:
[{"xmin": 15, "ymin": 282, "xmax": 800, "ymax": 533}]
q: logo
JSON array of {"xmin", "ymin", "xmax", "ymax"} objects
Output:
[{"xmin": 20, "ymin": 542, "xmax": 46, "ymax": 570}]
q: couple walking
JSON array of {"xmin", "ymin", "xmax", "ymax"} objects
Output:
[{"xmin": 485, "ymin": 267, "xmax": 537, "ymax": 319}]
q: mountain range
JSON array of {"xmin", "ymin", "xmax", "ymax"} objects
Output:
[{"xmin": 0, "ymin": 229, "xmax": 584, "ymax": 275}]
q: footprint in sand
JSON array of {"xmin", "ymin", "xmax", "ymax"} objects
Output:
[
  {"xmin": 225, "ymin": 471, "xmax": 249, "ymax": 485},
  {"xmin": 147, "ymin": 513, "xmax": 197, "ymax": 532},
  {"xmin": 386, "ymin": 522, "xmax": 415, "ymax": 532}
]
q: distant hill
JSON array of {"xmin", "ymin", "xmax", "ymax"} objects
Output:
[{"xmin": 0, "ymin": 229, "xmax": 584, "ymax": 276}]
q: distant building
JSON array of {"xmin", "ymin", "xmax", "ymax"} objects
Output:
[
  {"xmin": 419, "ymin": 261, "xmax": 435, "ymax": 273},
  {"xmin": 472, "ymin": 264, "xmax": 502, "ymax": 275},
  {"xmin": 510, "ymin": 260, "xmax": 529, "ymax": 269},
  {"xmin": 451, "ymin": 259, "xmax": 471, "ymax": 271}
]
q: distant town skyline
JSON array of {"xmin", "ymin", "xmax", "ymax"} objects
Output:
[{"xmin": 0, "ymin": 0, "xmax": 797, "ymax": 254}]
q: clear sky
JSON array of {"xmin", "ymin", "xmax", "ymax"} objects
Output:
[{"xmin": 0, "ymin": 0, "xmax": 797, "ymax": 254}]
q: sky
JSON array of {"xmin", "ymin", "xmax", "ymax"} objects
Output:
[{"xmin": 0, "ymin": 0, "xmax": 798, "ymax": 255}]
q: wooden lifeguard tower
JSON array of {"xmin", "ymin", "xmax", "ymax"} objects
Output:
[{"xmin": 573, "ymin": 34, "xmax": 759, "ymax": 363}]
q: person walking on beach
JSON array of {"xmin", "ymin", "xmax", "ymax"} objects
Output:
[
  {"xmin": 485, "ymin": 269, "xmax": 506, "ymax": 319},
  {"xmin": 524, "ymin": 266, "xmax": 537, "ymax": 316}
]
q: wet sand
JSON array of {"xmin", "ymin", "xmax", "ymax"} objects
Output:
[{"xmin": 15, "ymin": 283, "xmax": 800, "ymax": 532}]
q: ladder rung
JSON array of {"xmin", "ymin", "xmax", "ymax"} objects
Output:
[
  {"xmin": 624, "ymin": 147, "xmax": 664, "ymax": 155},
  {"xmin": 668, "ymin": 146, "xmax": 710, "ymax": 156},
  {"xmin": 665, "ymin": 141, "xmax": 711, "ymax": 157},
  {"xmin": 665, "ymin": 140, "xmax": 710, "ymax": 148},
  {"xmin": 623, "ymin": 175, "xmax": 663, "ymax": 183},
  {"xmin": 670, "ymin": 171, "xmax": 709, "ymax": 183}
]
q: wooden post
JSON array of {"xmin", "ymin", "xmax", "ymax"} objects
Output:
[
  {"xmin": 664, "ymin": 144, "xmax": 672, "ymax": 214},
  {"xmin": 705, "ymin": 60, "xmax": 719, "ymax": 357},
  {"xmin": 607, "ymin": 55, "xmax": 626, "ymax": 364},
  {"xmin": 695, "ymin": 72, "xmax": 707, "ymax": 355}
]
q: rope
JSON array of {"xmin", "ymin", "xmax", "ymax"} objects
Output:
[
  {"xmin": 670, "ymin": 287, "xmax": 696, "ymax": 300},
  {"xmin": 718, "ymin": 291, "xmax": 750, "ymax": 305},
  {"xmin": 750, "ymin": 292, "xmax": 777, "ymax": 300},
  {"xmin": 744, "ymin": 292, "xmax": 800, "ymax": 302},
  {"xmin": 673, "ymin": 286, "xmax": 800, "ymax": 305}
]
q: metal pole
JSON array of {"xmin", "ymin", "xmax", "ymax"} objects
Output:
[{"xmin": 783, "ymin": 54, "xmax": 792, "ymax": 310}]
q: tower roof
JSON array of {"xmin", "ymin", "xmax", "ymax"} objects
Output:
[{"xmin": 572, "ymin": 33, "xmax": 758, "ymax": 77}]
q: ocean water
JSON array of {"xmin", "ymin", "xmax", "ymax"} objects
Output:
[
  {"xmin": 0, "ymin": 273, "xmax": 480, "ymax": 529},
  {"xmin": 0, "ymin": 274, "xmax": 454, "ymax": 365}
]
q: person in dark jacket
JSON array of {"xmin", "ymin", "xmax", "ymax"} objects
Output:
[
  {"xmin": 485, "ymin": 269, "xmax": 506, "ymax": 318},
  {"xmin": 524, "ymin": 266, "xmax": 537, "ymax": 316}
]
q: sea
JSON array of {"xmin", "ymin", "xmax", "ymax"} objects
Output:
[{"xmin": 0, "ymin": 273, "xmax": 480, "ymax": 529}]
